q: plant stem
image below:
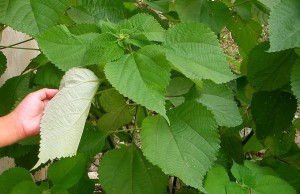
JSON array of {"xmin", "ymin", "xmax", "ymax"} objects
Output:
[
  {"xmin": 171, "ymin": 177, "xmax": 177, "ymax": 194},
  {"xmin": 242, "ymin": 130, "xmax": 254, "ymax": 145},
  {"xmin": 0, "ymin": 45, "xmax": 40, "ymax": 51},
  {"xmin": 0, "ymin": 38, "xmax": 34, "ymax": 50}
]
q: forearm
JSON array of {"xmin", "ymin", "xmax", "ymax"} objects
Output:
[{"xmin": 0, "ymin": 112, "xmax": 24, "ymax": 148}]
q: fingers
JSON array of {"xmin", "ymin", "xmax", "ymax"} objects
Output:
[{"xmin": 35, "ymin": 88, "xmax": 59, "ymax": 101}]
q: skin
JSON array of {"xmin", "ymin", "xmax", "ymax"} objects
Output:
[{"xmin": 0, "ymin": 88, "xmax": 58, "ymax": 148}]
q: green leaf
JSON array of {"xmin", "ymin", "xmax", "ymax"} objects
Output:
[
  {"xmin": 0, "ymin": 0, "xmax": 68, "ymax": 35},
  {"xmin": 234, "ymin": 0, "xmax": 253, "ymax": 21},
  {"xmin": 227, "ymin": 17, "xmax": 262, "ymax": 57},
  {"xmin": 117, "ymin": 13, "xmax": 166, "ymax": 42},
  {"xmin": 165, "ymin": 22, "xmax": 236, "ymax": 84},
  {"xmin": 291, "ymin": 59, "xmax": 300, "ymax": 100},
  {"xmin": 204, "ymin": 164, "xmax": 230, "ymax": 194},
  {"xmin": 0, "ymin": 50, "xmax": 7, "ymax": 76},
  {"xmin": 99, "ymin": 145, "xmax": 167, "ymax": 194},
  {"xmin": 144, "ymin": 0, "xmax": 170, "ymax": 13},
  {"xmin": 48, "ymin": 154, "xmax": 86, "ymax": 189},
  {"xmin": 51, "ymin": 185, "xmax": 69, "ymax": 194},
  {"xmin": 256, "ymin": 0, "xmax": 280, "ymax": 11},
  {"xmin": 190, "ymin": 80, "xmax": 242, "ymax": 127},
  {"xmin": 251, "ymin": 91, "xmax": 297, "ymax": 155},
  {"xmin": 269, "ymin": 0, "xmax": 300, "ymax": 52},
  {"xmin": 67, "ymin": 0, "xmax": 126, "ymax": 24},
  {"xmin": 231, "ymin": 163, "xmax": 255, "ymax": 186},
  {"xmin": 175, "ymin": 0, "xmax": 231, "ymax": 33},
  {"xmin": 177, "ymin": 188, "xmax": 200, "ymax": 194},
  {"xmin": 34, "ymin": 63, "xmax": 64, "ymax": 88},
  {"xmin": 11, "ymin": 181, "xmax": 40, "ymax": 194},
  {"xmin": 33, "ymin": 68, "xmax": 100, "ymax": 169},
  {"xmin": 105, "ymin": 45, "xmax": 170, "ymax": 121},
  {"xmin": 166, "ymin": 77, "xmax": 194, "ymax": 97},
  {"xmin": 77, "ymin": 123, "xmax": 107, "ymax": 158},
  {"xmin": 68, "ymin": 23, "xmax": 102, "ymax": 35},
  {"xmin": 36, "ymin": 25, "xmax": 123, "ymax": 71},
  {"xmin": 0, "ymin": 167, "xmax": 33, "ymax": 194},
  {"xmin": 141, "ymin": 101, "xmax": 220, "ymax": 191},
  {"xmin": 253, "ymin": 175, "xmax": 297, "ymax": 194},
  {"xmin": 247, "ymin": 43, "xmax": 298, "ymax": 91},
  {"xmin": 0, "ymin": 73, "xmax": 32, "ymax": 116}
]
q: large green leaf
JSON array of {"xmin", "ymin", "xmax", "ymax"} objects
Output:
[
  {"xmin": 105, "ymin": 45, "xmax": 170, "ymax": 121},
  {"xmin": 247, "ymin": 43, "xmax": 298, "ymax": 91},
  {"xmin": 0, "ymin": 167, "xmax": 33, "ymax": 194},
  {"xmin": 99, "ymin": 145, "xmax": 167, "ymax": 194},
  {"xmin": 36, "ymin": 25, "xmax": 123, "ymax": 71},
  {"xmin": 0, "ymin": 0, "xmax": 68, "ymax": 35},
  {"xmin": 190, "ymin": 80, "xmax": 242, "ymax": 127},
  {"xmin": 165, "ymin": 22, "xmax": 235, "ymax": 84},
  {"xmin": 269, "ymin": 0, "xmax": 300, "ymax": 52},
  {"xmin": 141, "ymin": 101, "xmax": 220, "ymax": 191},
  {"xmin": 227, "ymin": 17, "xmax": 262, "ymax": 57},
  {"xmin": 251, "ymin": 91, "xmax": 297, "ymax": 155},
  {"xmin": 67, "ymin": 0, "xmax": 125, "ymax": 24},
  {"xmin": 291, "ymin": 59, "xmax": 300, "ymax": 100},
  {"xmin": 175, "ymin": 0, "xmax": 231, "ymax": 33},
  {"xmin": 0, "ymin": 73, "xmax": 33, "ymax": 116},
  {"xmin": 0, "ymin": 50, "xmax": 6, "ymax": 76},
  {"xmin": 48, "ymin": 154, "xmax": 86, "ymax": 189},
  {"xmin": 33, "ymin": 68, "xmax": 100, "ymax": 169}
]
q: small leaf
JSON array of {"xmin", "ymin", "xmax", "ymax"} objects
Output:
[
  {"xmin": 0, "ymin": 167, "xmax": 33, "ymax": 194},
  {"xmin": 141, "ymin": 101, "xmax": 220, "ymax": 191},
  {"xmin": 291, "ymin": 59, "xmax": 300, "ymax": 100},
  {"xmin": 105, "ymin": 45, "xmax": 170, "ymax": 121},
  {"xmin": 165, "ymin": 22, "xmax": 236, "ymax": 84},
  {"xmin": 0, "ymin": 0, "xmax": 68, "ymax": 35},
  {"xmin": 36, "ymin": 25, "xmax": 123, "ymax": 71},
  {"xmin": 204, "ymin": 165, "xmax": 230, "ymax": 194},
  {"xmin": 117, "ymin": 13, "xmax": 166, "ymax": 42},
  {"xmin": 33, "ymin": 68, "xmax": 100, "ymax": 169},
  {"xmin": 269, "ymin": 0, "xmax": 300, "ymax": 52},
  {"xmin": 175, "ymin": 0, "xmax": 231, "ymax": 33},
  {"xmin": 11, "ymin": 181, "xmax": 40, "ymax": 194},
  {"xmin": 99, "ymin": 145, "xmax": 167, "ymax": 194},
  {"xmin": 247, "ymin": 43, "xmax": 298, "ymax": 91},
  {"xmin": 166, "ymin": 77, "xmax": 194, "ymax": 97},
  {"xmin": 227, "ymin": 17, "xmax": 262, "ymax": 57},
  {"xmin": 48, "ymin": 154, "xmax": 87, "ymax": 189},
  {"xmin": 0, "ymin": 50, "xmax": 7, "ymax": 76},
  {"xmin": 190, "ymin": 80, "xmax": 242, "ymax": 127}
]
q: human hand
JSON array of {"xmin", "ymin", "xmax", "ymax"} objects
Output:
[{"xmin": 11, "ymin": 88, "xmax": 58, "ymax": 139}]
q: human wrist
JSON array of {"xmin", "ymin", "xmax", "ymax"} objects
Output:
[{"xmin": 9, "ymin": 111, "xmax": 26, "ymax": 141}]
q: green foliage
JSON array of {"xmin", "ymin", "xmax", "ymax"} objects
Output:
[
  {"xmin": 99, "ymin": 145, "xmax": 167, "ymax": 194},
  {"xmin": 165, "ymin": 22, "xmax": 236, "ymax": 84},
  {"xmin": 268, "ymin": 0, "xmax": 300, "ymax": 52},
  {"xmin": 247, "ymin": 43, "xmax": 298, "ymax": 91},
  {"xmin": 0, "ymin": 0, "xmax": 68, "ymax": 35},
  {"xmin": 0, "ymin": 0, "xmax": 299, "ymax": 193},
  {"xmin": 141, "ymin": 101, "xmax": 219, "ymax": 191}
]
